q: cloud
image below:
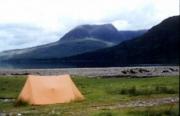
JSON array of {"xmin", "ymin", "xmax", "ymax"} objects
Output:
[
  {"xmin": 0, "ymin": 24, "xmax": 60, "ymax": 52},
  {"xmin": 0, "ymin": 0, "xmax": 179, "ymax": 51},
  {"xmin": 0, "ymin": 0, "xmax": 178, "ymax": 31}
]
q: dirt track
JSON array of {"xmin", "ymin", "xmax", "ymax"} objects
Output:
[{"xmin": 0, "ymin": 66, "xmax": 179, "ymax": 77}]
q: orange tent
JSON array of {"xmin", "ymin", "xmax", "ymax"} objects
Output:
[{"xmin": 17, "ymin": 74, "xmax": 84, "ymax": 105}]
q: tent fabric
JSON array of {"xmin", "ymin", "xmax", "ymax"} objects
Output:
[{"xmin": 17, "ymin": 74, "xmax": 84, "ymax": 105}]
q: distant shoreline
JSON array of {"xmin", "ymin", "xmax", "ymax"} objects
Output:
[{"xmin": 0, "ymin": 66, "xmax": 179, "ymax": 77}]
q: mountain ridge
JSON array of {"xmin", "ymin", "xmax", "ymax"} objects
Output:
[
  {"xmin": 59, "ymin": 15, "xmax": 179, "ymax": 67},
  {"xmin": 59, "ymin": 24, "xmax": 146, "ymax": 43},
  {"xmin": 0, "ymin": 24, "xmax": 146, "ymax": 61}
]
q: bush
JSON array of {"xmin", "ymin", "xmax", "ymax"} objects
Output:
[
  {"xmin": 120, "ymin": 86, "xmax": 138, "ymax": 96},
  {"xmin": 155, "ymin": 86, "xmax": 177, "ymax": 94},
  {"xmin": 15, "ymin": 99, "xmax": 29, "ymax": 107},
  {"xmin": 96, "ymin": 111, "xmax": 113, "ymax": 116}
]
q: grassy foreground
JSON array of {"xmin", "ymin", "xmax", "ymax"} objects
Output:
[{"xmin": 0, "ymin": 76, "xmax": 179, "ymax": 116}]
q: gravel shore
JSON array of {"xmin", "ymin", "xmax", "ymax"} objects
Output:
[{"xmin": 0, "ymin": 66, "xmax": 179, "ymax": 77}]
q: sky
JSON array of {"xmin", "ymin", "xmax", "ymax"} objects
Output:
[{"xmin": 0, "ymin": 0, "xmax": 179, "ymax": 52}]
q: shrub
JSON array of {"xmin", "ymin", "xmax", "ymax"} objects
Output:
[
  {"xmin": 15, "ymin": 99, "xmax": 29, "ymax": 107},
  {"xmin": 97, "ymin": 112, "xmax": 113, "ymax": 116},
  {"xmin": 155, "ymin": 86, "xmax": 177, "ymax": 94},
  {"xmin": 120, "ymin": 86, "xmax": 139, "ymax": 96}
]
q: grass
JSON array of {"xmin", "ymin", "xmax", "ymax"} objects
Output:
[
  {"xmin": 0, "ymin": 76, "xmax": 26, "ymax": 98},
  {"xmin": 93, "ymin": 103, "xmax": 179, "ymax": 116},
  {"xmin": 0, "ymin": 76, "xmax": 179, "ymax": 115},
  {"xmin": 108, "ymin": 85, "xmax": 178, "ymax": 96},
  {"xmin": 127, "ymin": 104, "xmax": 179, "ymax": 116}
]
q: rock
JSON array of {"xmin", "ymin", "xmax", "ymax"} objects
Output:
[{"xmin": 17, "ymin": 113, "xmax": 22, "ymax": 116}]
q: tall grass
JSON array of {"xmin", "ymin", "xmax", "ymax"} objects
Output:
[{"xmin": 107, "ymin": 85, "xmax": 178, "ymax": 96}]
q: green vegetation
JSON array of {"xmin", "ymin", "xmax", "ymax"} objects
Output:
[
  {"xmin": 0, "ymin": 76, "xmax": 179, "ymax": 115},
  {"xmin": 0, "ymin": 76, "xmax": 26, "ymax": 98},
  {"xmin": 108, "ymin": 85, "xmax": 178, "ymax": 96},
  {"xmin": 93, "ymin": 103, "xmax": 179, "ymax": 116},
  {"xmin": 127, "ymin": 103, "xmax": 179, "ymax": 116}
]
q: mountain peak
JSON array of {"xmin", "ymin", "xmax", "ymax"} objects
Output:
[
  {"xmin": 76, "ymin": 24, "xmax": 116, "ymax": 30},
  {"xmin": 59, "ymin": 23, "xmax": 119, "ymax": 43}
]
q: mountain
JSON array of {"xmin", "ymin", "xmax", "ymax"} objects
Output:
[
  {"xmin": 0, "ymin": 38, "xmax": 114, "ymax": 60},
  {"xmin": 60, "ymin": 24, "xmax": 119, "ymax": 43},
  {"xmin": 60, "ymin": 15, "xmax": 179, "ymax": 67},
  {"xmin": 0, "ymin": 24, "xmax": 146, "ymax": 61},
  {"xmin": 60, "ymin": 24, "xmax": 146, "ymax": 43}
]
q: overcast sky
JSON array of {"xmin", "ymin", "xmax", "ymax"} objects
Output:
[{"xmin": 0, "ymin": 0, "xmax": 179, "ymax": 52}]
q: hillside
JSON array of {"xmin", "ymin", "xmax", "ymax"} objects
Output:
[
  {"xmin": 0, "ymin": 24, "xmax": 145, "ymax": 61},
  {"xmin": 61, "ymin": 16, "xmax": 179, "ymax": 67}
]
